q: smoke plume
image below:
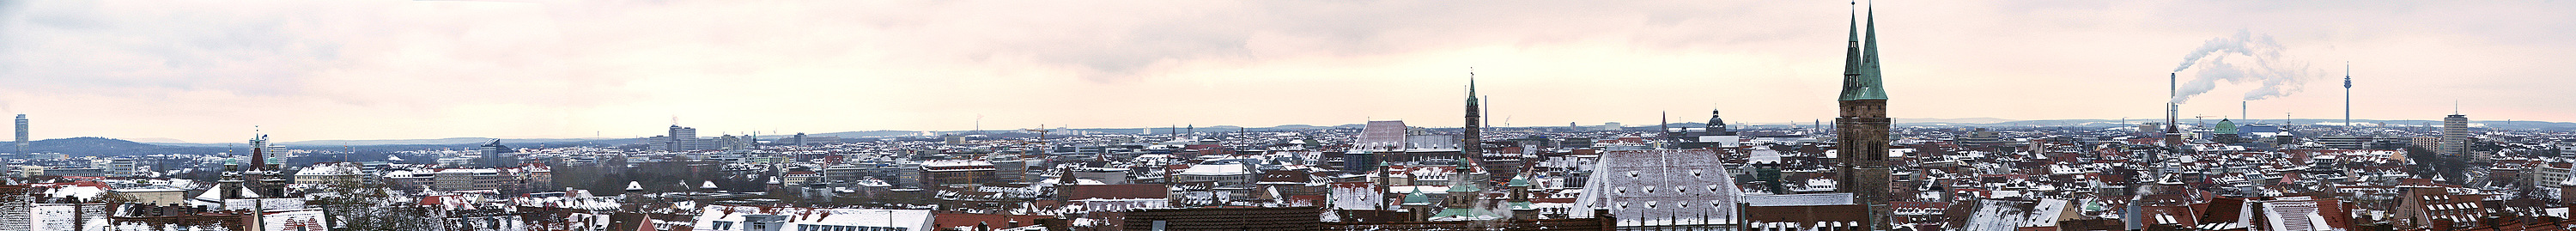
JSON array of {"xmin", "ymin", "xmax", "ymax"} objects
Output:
[{"xmin": 2170, "ymin": 30, "xmax": 2318, "ymax": 104}]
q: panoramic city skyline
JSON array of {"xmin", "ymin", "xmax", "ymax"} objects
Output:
[
  {"xmin": 0, "ymin": 2, "xmax": 2569, "ymax": 230},
  {"xmin": 3, "ymin": 0, "xmax": 2571, "ymax": 142}
]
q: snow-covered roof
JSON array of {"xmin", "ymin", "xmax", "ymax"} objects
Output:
[
  {"xmin": 696, "ymin": 205, "xmax": 933, "ymax": 230},
  {"xmin": 1743, "ymin": 193, "xmax": 1855, "ymax": 207},
  {"xmin": 1176, "ymin": 164, "xmax": 1249, "ymax": 176},
  {"xmin": 295, "ymin": 162, "xmax": 362, "ymax": 176},
  {"xmin": 923, "ymin": 160, "xmax": 993, "ymax": 167}
]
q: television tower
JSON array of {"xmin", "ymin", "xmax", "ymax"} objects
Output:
[{"xmin": 2343, "ymin": 63, "xmax": 2352, "ymax": 128}]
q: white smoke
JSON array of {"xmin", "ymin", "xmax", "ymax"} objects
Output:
[{"xmin": 2170, "ymin": 30, "xmax": 2318, "ymax": 104}]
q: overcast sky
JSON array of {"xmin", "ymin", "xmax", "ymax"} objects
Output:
[{"xmin": 1, "ymin": 0, "xmax": 2569, "ymax": 143}]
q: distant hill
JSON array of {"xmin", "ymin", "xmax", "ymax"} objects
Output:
[
  {"xmin": 25, "ymin": 137, "xmax": 233, "ymax": 156},
  {"xmin": 1898, "ymin": 118, "xmax": 2020, "ymax": 124},
  {"xmin": 811, "ymin": 131, "xmax": 927, "ymax": 138},
  {"xmin": 276, "ymin": 137, "xmax": 618, "ymax": 146}
]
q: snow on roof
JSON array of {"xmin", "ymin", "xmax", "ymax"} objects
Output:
[
  {"xmin": 2023, "ymin": 199, "xmax": 2068, "ymax": 228},
  {"xmin": 696, "ymin": 205, "xmax": 933, "ymax": 230},
  {"xmin": 1961, "ymin": 199, "xmax": 2037, "ymax": 231},
  {"xmin": 382, "ymin": 169, "xmax": 423, "ymax": 178},
  {"xmin": 295, "ymin": 162, "xmax": 362, "ymax": 176},
  {"xmin": 1389, "ymin": 185, "xmax": 1449, "ymax": 194},
  {"xmin": 923, "ymin": 160, "xmax": 993, "ymax": 167},
  {"xmin": 515, "ymin": 196, "xmax": 623, "ymax": 211},
  {"xmin": 434, "ymin": 168, "xmax": 499, "ymax": 174},
  {"xmin": 1743, "ymin": 193, "xmax": 1855, "ymax": 207},
  {"xmin": 1176, "ymin": 164, "xmax": 1249, "ymax": 176},
  {"xmin": 42, "ymin": 185, "xmax": 106, "ymax": 200}
]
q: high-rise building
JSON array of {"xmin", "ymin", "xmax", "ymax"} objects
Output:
[
  {"xmin": 667, "ymin": 125, "xmax": 700, "ymax": 152},
  {"xmin": 2440, "ymin": 114, "xmax": 2470, "ymax": 155},
  {"xmin": 1832, "ymin": 3, "xmax": 1894, "ymax": 229},
  {"xmin": 478, "ymin": 139, "xmax": 515, "ymax": 168},
  {"xmin": 14, "ymin": 114, "xmax": 25, "ymax": 154}
]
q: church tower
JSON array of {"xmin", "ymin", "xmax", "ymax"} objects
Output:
[
  {"xmin": 1462, "ymin": 70, "xmax": 1482, "ymax": 160},
  {"xmin": 1706, "ymin": 110, "xmax": 1733, "ymax": 136},
  {"xmin": 1835, "ymin": 2, "xmax": 1895, "ymax": 230}
]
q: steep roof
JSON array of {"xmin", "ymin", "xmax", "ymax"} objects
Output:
[{"xmin": 1064, "ymin": 184, "xmax": 1168, "ymax": 200}]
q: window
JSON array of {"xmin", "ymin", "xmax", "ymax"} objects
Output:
[
  {"xmin": 798, "ymin": 224, "xmax": 873, "ymax": 231},
  {"xmin": 713, "ymin": 221, "xmax": 735, "ymax": 230}
]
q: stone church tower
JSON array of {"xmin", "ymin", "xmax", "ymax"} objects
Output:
[{"xmin": 1835, "ymin": 3, "xmax": 1894, "ymax": 230}]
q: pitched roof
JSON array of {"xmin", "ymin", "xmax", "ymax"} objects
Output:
[{"xmin": 1064, "ymin": 184, "xmax": 1167, "ymax": 200}]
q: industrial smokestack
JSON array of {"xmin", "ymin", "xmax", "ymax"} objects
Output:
[{"xmin": 2166, "ymin": 73, "xmax": 2180, "ymax": 148}]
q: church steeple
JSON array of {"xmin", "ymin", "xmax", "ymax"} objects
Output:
[
  {"xmin": 1839, "ymin": 1, "xmax": 1889, "ymax": 101},
  {"xmin": 1462, "ymin": 69, "xmax": 1482, "ymax": 159},
  {"xmin": 1707, "ymin": 109, "xmax": 1731, "ymax": 136},
  {"xmin": 1833, "ymin": 2, "xmax": 1896, "ymax": 230},
  {"xmin": 1839, "ymin": 3, "xmax": 1863, "ymax": 81}
]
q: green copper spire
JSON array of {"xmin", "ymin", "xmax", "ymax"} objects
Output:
[
  {"xmin": 1402, "ymin": 188, "xmax": 1431, "ymax": 204},
  {"xmin": 1505, "ymin": 173, "xmax": 1531, "ymax": 187},
  {"xmin": 1839, "ymin": 3, "xmax": 1863, "ymax": 82},
  {"xmin": 1839, "ymin": 2, "xmax": 1889, "ymax": 101}
]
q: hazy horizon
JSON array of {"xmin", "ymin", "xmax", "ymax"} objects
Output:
[{"xmin": 3, "ymin": 1, "xmax": 2569, "ymax": 143}]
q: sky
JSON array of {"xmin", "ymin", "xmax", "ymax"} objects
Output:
[{"xmin": 1, "ymin": 0, "xmax": 2570, "ymax": 143}]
